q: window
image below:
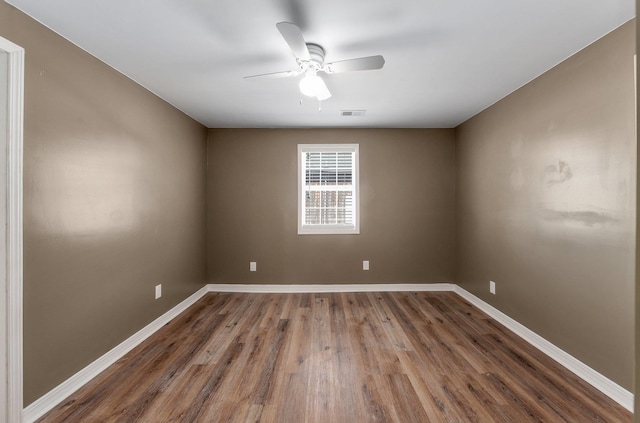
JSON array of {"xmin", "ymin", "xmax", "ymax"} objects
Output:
[{"xmin": 298, "ymin": 144, "xmax": 359, "ymax": 235}]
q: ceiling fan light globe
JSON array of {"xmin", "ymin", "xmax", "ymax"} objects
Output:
[
  {"xmin": 315, "ymin": 83, "xmax": 332, "ymax": 101},
  {"xmin": 299, "ymin": 74, "xmax": 322, "ymax": 97}
]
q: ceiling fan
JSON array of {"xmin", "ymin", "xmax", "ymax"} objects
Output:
[{"xmin": 244, "ymin": 22, "xmax": 385, "ymax": 102}]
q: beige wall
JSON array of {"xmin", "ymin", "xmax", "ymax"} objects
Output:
[
  {"xmin": 207, "ymin": 129, "xmax": 456, "ymax": 285},
  {"xmin": 456, "ymin": 21, "xmax": 636, "ymax": 390},
  {"xmin": 0, "ymin": 3, "xmax": 208, "ymax": 405}
]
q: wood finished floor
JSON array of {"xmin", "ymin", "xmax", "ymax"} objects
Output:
[{"xmin": 38, "ymin": 292, "xmax": 631, "ymax": 422}]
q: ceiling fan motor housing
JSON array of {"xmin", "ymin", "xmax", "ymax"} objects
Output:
[{"xmin": 303, "ymin": 43, "xmax": 325, "ymax": 71}]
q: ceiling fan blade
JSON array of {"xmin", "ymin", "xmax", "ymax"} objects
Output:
[
  {"xmin": 276, "ymin": 22, "xmax": 311, "ymax": 61},
  {"xmin": 324, "ymin": 55, "xmax": 385, "ymax": 74},
  {"xmin": 243, "ymin": 70, "xmax": 298, "ymax": 80}
]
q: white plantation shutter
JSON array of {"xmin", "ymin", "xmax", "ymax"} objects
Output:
[{"xmin": 298, "ymin": 144, "xmax": 359, "ymax": 234}]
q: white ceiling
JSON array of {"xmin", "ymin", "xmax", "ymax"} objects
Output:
[{"xmin": 6, "ymin": 0, "xmax": 635, "ymax": 128}]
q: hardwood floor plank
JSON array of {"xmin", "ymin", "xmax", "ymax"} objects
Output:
[
  {"xmin": 268, "ymin": 373, "xmax": 306, "ymax": 423},
  {"xmin": 251, "ymin": 319, "xmax": 289, "ymax": 405},
  {"xmin": 442, "ymin": 294, "xmax": 629, "ymax": 421},
  {"xmin": 367, "ymin": 293, "xmax": 412, "ymax": 352},
  {"xmin": 327, "ymin": 293, "xmax": 371, "ymax": 423},
  {"xmin": 280, "ymin": 305, "xmax": 311, "ymax": 374},
  {"xmin": 395, "ymin": 350, "xmax": 457, "ymax": 423},
  {"xmin": 463, "ymin": 372, "xmax": 527, "ymax": 422},
  {"xmin": 40, "ymin": 295, "xmax": 228, "ymax": 423},
  {"xmin": 360, "ymin": 374, "xmax": 394, "ymax": 423},
  {"xmin": 148, "ymin": 363, "xmax": 212, "ymax": 422},
  {"xmin": 111, "ymin": 311, "xmax": 231, "ymax": 422},
  {"xmin": 387, "ymin": 373, "xmax": 436, "ymax": 423},
  {"xmin": 42, "ymin": 341, "xmax": 168, "ymax": 423},
  {"xmin": 37, "ymin": 291, "xmax": 632, "ymax": 423},
  {"xmin": 182, "ymin": 342, "xmax": 244, "ymax": 421}
]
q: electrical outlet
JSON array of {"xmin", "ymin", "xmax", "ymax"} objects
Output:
[
  {"xmin": 363, "ymin": 260, "xmax": 370, "ymax": 271},
  {"xmin": 155, "ymin": 284, "xmax": 162, "ymax": 299},
  {"xmin": 250, "ymin": 261, "xmax": 257, "ymax": 272},
  {"xmin": 490, "ymin": 280, "xmax": 496, "ymax": 295}
]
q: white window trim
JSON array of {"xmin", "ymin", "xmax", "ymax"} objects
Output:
[{"xmin": 298, "ymin": 143, "xmax": 360, "ymax": 235}]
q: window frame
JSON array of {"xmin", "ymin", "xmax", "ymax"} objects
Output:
[{"xmin": 297, "ymin": 143, "xmax": 360, "ymax": 235}]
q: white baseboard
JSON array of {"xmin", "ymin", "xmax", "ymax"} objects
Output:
[
  {"xmin": 22, "ymin": 286, "xmax": 210, "ymax": 423},
  {"xmin": 453, "ymin": 285, "xmax": 634, "ymax": 412},
  {"xmin": 24, "ymin": 283, "xmax": 633, "ymax": 421},
  {"xmin": 207, "ymin": 283, "xmax": 455, "ymax": 293}
]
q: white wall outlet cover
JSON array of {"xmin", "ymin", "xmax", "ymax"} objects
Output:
[
  {"xmin": 250, "ymin": 262, "xmax": 257, "ymax": 272},
  {"xmin": 155, "ymin": 284, "xmax": 162, "ymax": 299},
  {"xmin": 363, "ymin": 260, "xmax": 370, "ymax": 271},
  {"xmin": 489, "ymin": 280, "xmax": 496, "ymax": 295}
]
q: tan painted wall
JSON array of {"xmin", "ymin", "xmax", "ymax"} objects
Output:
[
  {"xmin": 207, "ymin": 128, "xmax": 456, "ymax": 285},
  {"xmin": 0, "ymin": 3, "xmax": 208, "ymax": 405},
  {"xmin": 456, "ymin": 21, "xmax": 636, "ymax": 390}
]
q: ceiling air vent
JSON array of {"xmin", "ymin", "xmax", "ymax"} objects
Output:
[{"xmin": 340, "ymin": 110, "xmax": 366, "ymax": 117}]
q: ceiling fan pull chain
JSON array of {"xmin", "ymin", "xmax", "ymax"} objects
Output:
[{"xmin": 318, "ymin": 100, "xmax": 322, "ymax": 112}]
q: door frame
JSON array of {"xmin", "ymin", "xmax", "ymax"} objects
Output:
[{"xmin": 0, "ymin": 36, "xmax": 24, "ymax": 423}]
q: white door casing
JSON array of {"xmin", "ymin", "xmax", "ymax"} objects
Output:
[{"xmin": 0, "ymin": 35, "xmax": 24, "ymax": 423}]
